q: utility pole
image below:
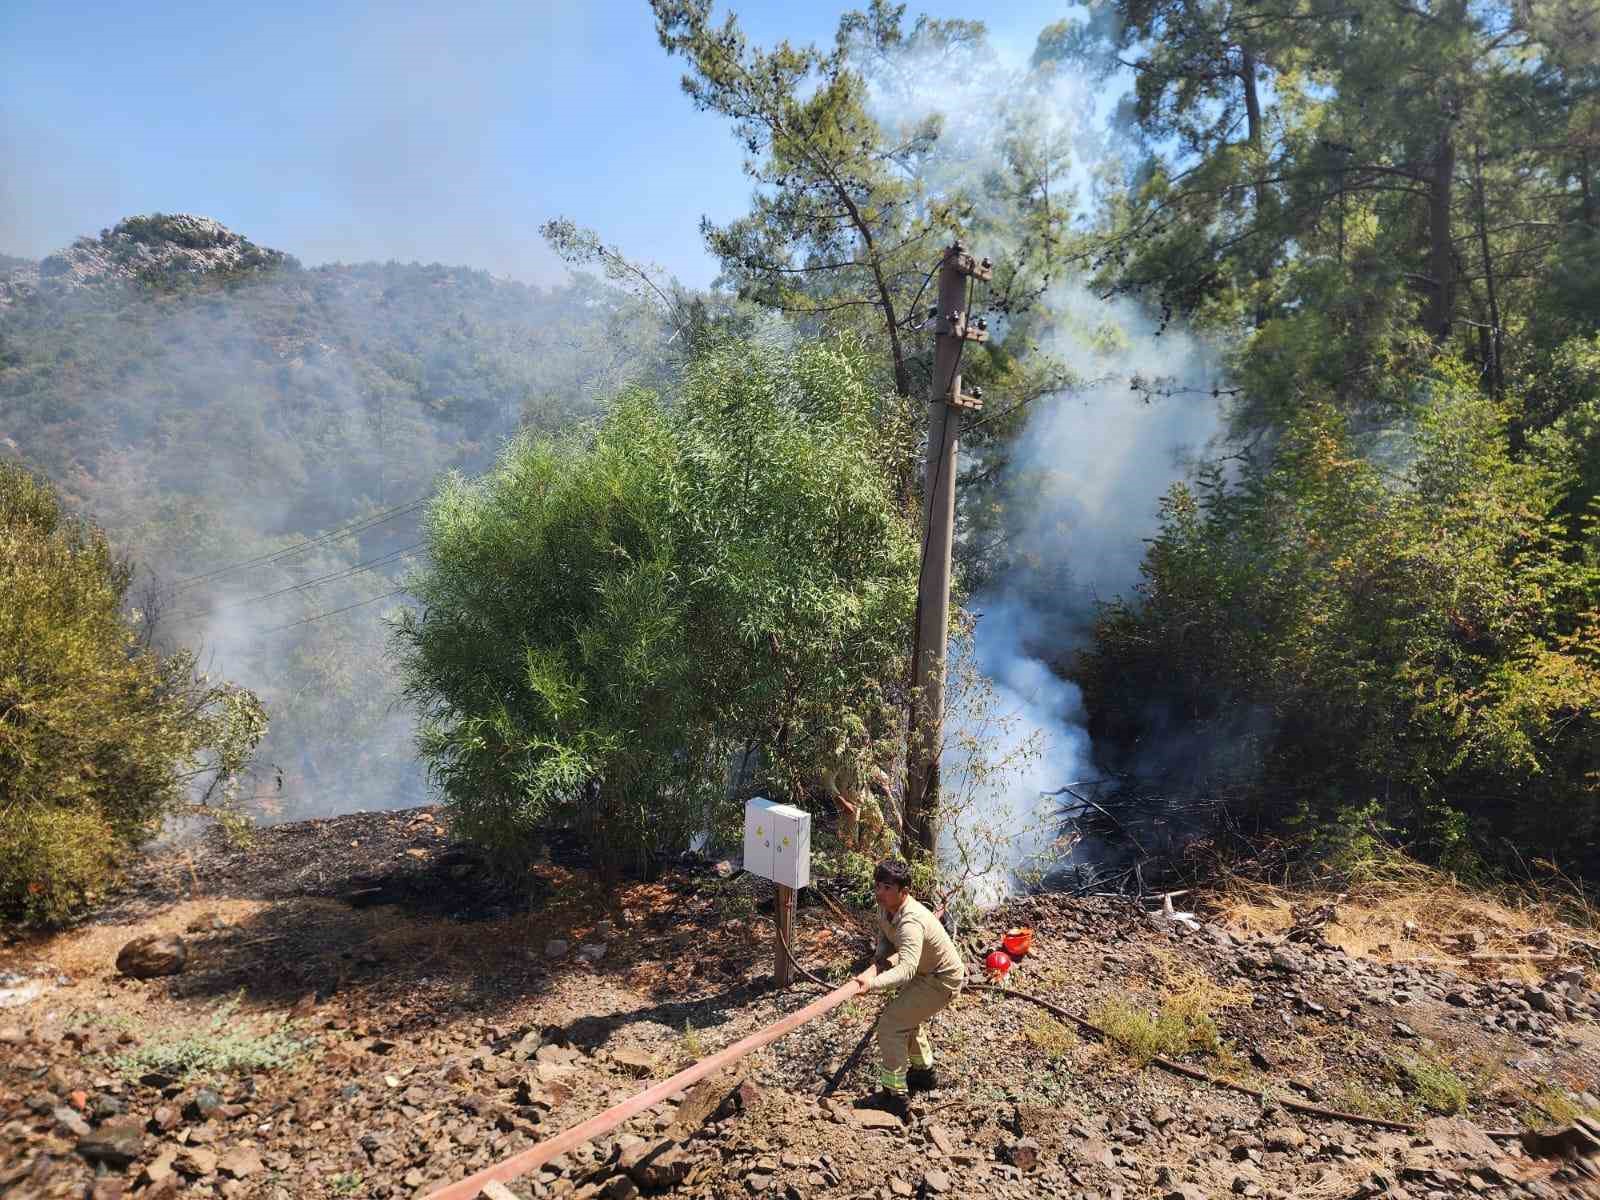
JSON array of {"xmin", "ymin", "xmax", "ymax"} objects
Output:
[
  {"xmin": 904, "ymin": 242, "xmax": 990, "ymax": 853},
  {"xmin": 773, "ymin": 883, "xmax": 795, "ymax": 987}
]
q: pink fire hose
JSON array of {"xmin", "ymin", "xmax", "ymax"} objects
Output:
[{"xmin": 424, "ymin": 963, "xmax": 880, "ymax": 1199}]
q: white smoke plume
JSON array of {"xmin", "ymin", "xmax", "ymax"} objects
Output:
[
  {"xmin": 856, "ymin": 28, "xmax": 1233, "ymax": 901},
  {"xmin": 941, "ymin": 291, "xmax": 1228, "ymax": 904}
]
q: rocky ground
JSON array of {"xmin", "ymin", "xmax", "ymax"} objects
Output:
[{"xmin": 3, "ymin": 805, "xmax": 1600, "ymax": 1200}]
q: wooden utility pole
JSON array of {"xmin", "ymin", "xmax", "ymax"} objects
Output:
[
  {"xmin": 904, "ymin": 242, "xmax": 990, "ymax": 853},
  {"xmin": 773, "ymin": 883, "xmax": 796, "ymax": 987}
]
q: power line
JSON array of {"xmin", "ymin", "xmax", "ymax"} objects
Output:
[
  {"xmin": 964, "ymin": 375, "xmax": 1239, "ymax": 436},
  {"xmin": 171, "ymin": 542, "xmax": 423, "ymax": 621},
  {"xmin": 964, "ymin": 392, "xmax": 1036, "ymax": 436},
  {"xmin": 164, "ymin": 497, "xmax": 428, "ymax": 595},
  {"xmin": 257, "ymin": 588, "xmax": 411, "ymax": 636}
]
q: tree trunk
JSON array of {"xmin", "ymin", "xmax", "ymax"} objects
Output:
[
  {"xmin": 837, "ymin": 191, "xmax": 911, "ymax": 399},
  {"xmin": 1241, "ymin": 48, "xmax": 1269, "ymax": 328},
  {"xmin": 870, "ymin": 258, "xmax": 911, "ymax": 399},
  {"xmin": 1582, "ymin": 150, "xmax": 1595, "ymax": 234},
  {"xmin": 1426, "ymin": 131, "xmax": 1458, "ymax": 343},
  {"xmin": 1242, "ymin": 49, "xmax": 1263, "ymax": 154},
  {"xmin": 1472, "ymin": 143, "xmax": 1504, "ymax": 395}
]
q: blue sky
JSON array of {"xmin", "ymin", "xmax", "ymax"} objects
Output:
[{"xmin": 3, "ymin": 0, "xmax": 1075, "ymax": 289}]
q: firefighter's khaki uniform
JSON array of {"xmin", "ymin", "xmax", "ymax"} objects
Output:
[{"xmin": 867, "ymin": 895, "xmax": 963, "ymax": 1092}]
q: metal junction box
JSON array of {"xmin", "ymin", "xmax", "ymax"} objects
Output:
[{"xmin": 743, "ymin": 797, "xmax": 811, "ymax": 889}]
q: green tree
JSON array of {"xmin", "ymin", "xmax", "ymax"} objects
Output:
[
  {"xmin": 648, "ymin": 1, "xmax": 1093, "ymax": 597},
  {"xmin": 651, "ymin": 0, "xmax": 984, "ymax": 402},
  {"xmin": 0, "ymin": 464, "xmax": 266, "ymax": 924},
  {"xmin": 1080, "ymin": 367, "xmax": 1600, "ymax": 871},
  {"xmin": 1068, "ymin": 0, "xmax": 1600, "ymax": 409},
  {"xmin": 395, "ymin": 336, "xmax": 918, "ymax": 880}
]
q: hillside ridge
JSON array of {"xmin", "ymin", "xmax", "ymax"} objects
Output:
[{"xmin": 0, "ymin": 214, "xmax": 292, "ymax": 308}]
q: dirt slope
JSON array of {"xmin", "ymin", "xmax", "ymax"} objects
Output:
[{"xmin": 3, "ymin": 806, "xmax": 1598, "ymax": 1200}]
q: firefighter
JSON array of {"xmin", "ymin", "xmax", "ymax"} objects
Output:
[{"xmin": 857, "ymin": 857, "xmax": 964, "ymax": 1122}]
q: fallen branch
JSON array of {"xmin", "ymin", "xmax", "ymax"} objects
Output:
[
  {"xmin": 1397, "ymin": 953, "xmax": 1560, "ymax": 966},
  {"xmin": 1051, "ymin": 785, "xmax": 1148, "ymax": 858},
  {"xmin": 970, "ymin": 984, "xmax": 1521, "ymax": 1140}
]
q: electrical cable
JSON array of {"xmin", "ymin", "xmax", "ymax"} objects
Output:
[
  {"xmin": 962, "ymin": 391, "xmax": 1039, "ymax": 437},
  {"xmin": 715, "ymin": 869, "xmax": 871, "ymax": 991},
  {"xmin": 170, "ymin": 542, "xmax": 423, "ymax": 620},
  {"xmin": 901, "ymin": 262, "xmax": 940, "ymax": 329},
  {"xmin": 750, "ymin": 903, "xmax": 1535, "ymax": 1139},
  {"xmin": 967, "ymin": 982, "xmax": 1522, "ymax": 1138},
  {"xmin": 256, "ymin": 587, "xmax": 410, "ymax": 635},
  {"xmin": 757, "ymin": 913, "xmax": 846, "ymax": 992},
  {"xmin": 965, "ymin": 377, "xmax": 1241, "ymax": 438},
  {"xmin": 163, "ymin": 497, "xmax": 428, "ymax": 594}
]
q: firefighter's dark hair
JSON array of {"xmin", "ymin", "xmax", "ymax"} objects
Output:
[{"xmin": 873, "ymin": 858, "xmax": 913, "ymax": 889}]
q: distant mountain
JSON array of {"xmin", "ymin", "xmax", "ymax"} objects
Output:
[
  {"xmin": 1, "ymin": 214, "xmax": 290, "ymax": 309},
  {"xmin": 0, "ymin": 213, "xmax": 675, "ymax": 823},
  {"xmin": 0, "ymin": 212, "xmax": 668, "ymax": 541}
]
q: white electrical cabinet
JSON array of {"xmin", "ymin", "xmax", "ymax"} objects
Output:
[{"xmin": 743, "ymin": 797, "xmax": 811, "ymax": 889}]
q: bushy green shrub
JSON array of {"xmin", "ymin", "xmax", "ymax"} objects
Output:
[
  {"xmin": 396, "ymin": 335, "xmax": 917, "ymax": 879},
  {"xmin": 1079, "ymin": 366, "xmax": 1600, "ymax": 873},
  {"xmin": 0, "ymin": 806, "xmax": 112, "ymax": 927},
  {"xmin": 0, "ymin": 464, "xmax": 266, "ymax": 924}
]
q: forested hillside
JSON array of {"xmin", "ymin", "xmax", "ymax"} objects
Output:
[
  {"xmin": 640, "ymin": 0, "xmax": 1600, "ymax": 883},
  {"xmin": 1059, "ymin": 0, "xmax": 1600, "ymax": 876},
  {"xmin": 0, "ymin": 214, "xmax": 681, "ymax": 822},
  {"xmin": 5, "ymin": 0, "xmax": 1599, "ymax": 889}
]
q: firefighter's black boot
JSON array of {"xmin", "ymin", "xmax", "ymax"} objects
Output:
[{"xmin": 906, "ymin": 1066, "xmax": 938, "ymax": 1094}]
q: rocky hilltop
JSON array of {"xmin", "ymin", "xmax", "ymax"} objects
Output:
[{"xmin": 0, "ymin": 214, "xmax": 290, "ymax": 307}]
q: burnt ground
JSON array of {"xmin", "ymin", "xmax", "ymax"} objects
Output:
[{"xmin": 2, "ymin": 805, "xmax": 1599, "ymax": 1200}]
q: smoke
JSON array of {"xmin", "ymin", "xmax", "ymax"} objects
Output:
[
  {"xmin": 856, "ymin": 27, "xmax": 1232, "ymax": 902},
  {"xmin": 87, "ymin": 271, "xmax": 478, "ymax": 823},
  {"xmin": 940, "ymin": 291, "xmax": 1228, "ymax": 904},
  {"xmin": 4, "ymin": 236, "xmax": 674, "ymax": 826}
]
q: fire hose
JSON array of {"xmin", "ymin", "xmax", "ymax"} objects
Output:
[
  {"xmin": 764, "ymin": 923, "xmax": 1515, "ymax": 1138},
  {"xmin": 427, "ymin": 913, "xmax": 1521, "ymax": 1196},
  {"xmin": 423, "ymin": 960, "xmax": 880, "ymax": 1199}
]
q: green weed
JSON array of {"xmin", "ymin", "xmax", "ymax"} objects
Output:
[
  {"xmin": 1389, "ymin": 1052, "xmax": 1469, "ymax": 1115},
  {"xmin": 67, "ymin": 1007, "xmax": 142, "ymax": 1036},
  {"xmin": 110, "ymin": 993, "xmax": 310, "ymax": 1081},
  {"xmin": 1021, "ymin": 1009, "xmax": 1076, "ymax": 1063},
  {"xmin": 1092, "ymin": 999, "xmax": 1197, "ymax": 1065},
  {"xmin": 1328, "ymin": 1077, "xmax": 1415, "ymax": 1123},
  {"xmin": 679, "ymin": 1020, "xmax": 706, "ymax": 1060},
  {"xmin": 1519, "ymin": 1084, "xmax": 1600, "ymax": 1129}
]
